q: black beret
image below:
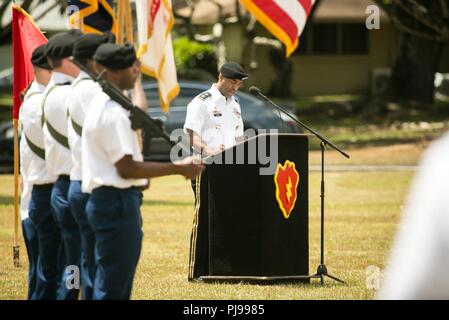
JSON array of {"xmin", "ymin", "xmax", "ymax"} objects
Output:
[
  {"xmin": 45, "ymin": 29, "xmax": 83, "ymax": 59},
  {"xmin": 219, "ymin": 61, "xmax": 249, "ymax": 80},
  {"xmin": 73, "ymin": 31, "xmax": 116, "ymax": 60},
  {"xmin": 31, "ymin": 44, "xmax": 52, "ymax": 70},
  {"xmin": 93, "ymin": 43, "xmax": 136, "ymax": 70}
]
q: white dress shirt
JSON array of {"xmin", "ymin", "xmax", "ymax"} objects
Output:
[
  {"xmin": 42, "ymin": 71, "xmax": 74, "ymax": 177},
  {"xmin": 183, "ymin": 84, "xmax": 244, "ymax": 150},
  {"xmin": 19, "ymin": 81, "xmax": 56, "ymax": 187},
  {"xmin": 81, "ymin": 92, "xmax": 148, "ymax": 193},
  {"xmin": 19, "ymin": 176, "xmax": 32, "ymax": 221},
  {"xmin": 379, "ymin": 132, "xmax": 449, "ymax": 299},
  {"xmin": 19, "ymin": 121, "xmax": 32, "ymax": 220},
  {"xmin": 67, "ymin": 71, "xmax": 102, "ymax": 181}
]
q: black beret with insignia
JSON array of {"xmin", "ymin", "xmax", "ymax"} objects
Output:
[
  {"xmin": 45, "ymin": 29, "xmax": 83, "ymax": 59},
  {"xmin": 93, "ymin": 43, "xmax": 136, "ymax": 70},
  {"xmin": 219, "ymin": 61, "xmax": 249, "ymax": 81},
  {"xmin": 73, "ymin": 31, "xmax": 116, "ymax": 60},
  {"xmin": 31, "ymin": 44, "xmax": 52, "ymax": 70}
]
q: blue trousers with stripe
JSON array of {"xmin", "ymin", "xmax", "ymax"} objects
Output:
[
  {"xmin": 51, "ymin": 175, "xmax": 81, "ymax": 300},
  {"xmin": 28, "ymin": 183, "xmax": 60, "ymax": 300},
  {"xmin": 22, "ymin": 217, "xmax": 39, "ymax": 300},
  {"xmin": 68, "ymin": 180, "xmax": 95, "ymax": 300},
  {"xmin": 86, "ymin": 186, "xmax": 143, "ymax": 300}
]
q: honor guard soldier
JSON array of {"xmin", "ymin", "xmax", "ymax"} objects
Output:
[
  {"xmin": 183, "ymin": 61, "xmax": 248, "ymax": 156},
  {"xmin": 43, "ymin": 30, "xmax": 82, "ymax": 300},
  {"xmin": 19, "ymin": 44, "xmax": 57, "ymax": 299},
  {"xmin": 67, "ymin": 32, "xmax": 113, "ymax": 300},
  {"xmin": 82, "ymin": 43, "xmax": 204, "ymax": 300}
]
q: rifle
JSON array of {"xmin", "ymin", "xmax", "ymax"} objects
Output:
[{"xmin": 72, "ymin": 58, "xmax": 182, "ymax": 150}]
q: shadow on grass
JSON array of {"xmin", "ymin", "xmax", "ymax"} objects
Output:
[
  {"xmin": 142, "ymin": 199, "xmax": 193, "ymax": 207},
  {"xmin": 308, "ymin": 135, "xmax": 438, "ymax": 150},
  {"xmin": 0, "ymin": 196, "xmax": 14, "ymax": 206},
  {"xmin": 0, "ymin": 197, "xmax": 192, "ymax": 207}
]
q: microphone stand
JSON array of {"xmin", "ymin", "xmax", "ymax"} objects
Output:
[{"xmin": 251, "ymin": 88, "xmax": 349, "ymax": 284}]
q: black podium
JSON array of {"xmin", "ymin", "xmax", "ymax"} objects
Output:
[{"xmin": 188, "ymin": 134, "xmax": 310, "ymax": 283}]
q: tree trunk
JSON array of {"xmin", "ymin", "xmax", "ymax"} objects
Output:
[
  {"xmin": 268, "ymin": 46, "xmax": 293, "ymax": 98},
  {"xmin": 389, "ymin": 32, "xmax": 444, "ymax": 104}
]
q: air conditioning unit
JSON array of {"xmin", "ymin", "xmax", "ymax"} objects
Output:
[
  {"xmin": 435, "ymin": 72, "xmax": 449, "ymax": 102},
  {"xmin": 371, "ymin": 68, "xmax": 391, "ymax": 97}
]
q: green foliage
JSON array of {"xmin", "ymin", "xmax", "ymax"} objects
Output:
[{"xmin": 173, "ymin": 36, "xmax": 216, "ymax": 76}]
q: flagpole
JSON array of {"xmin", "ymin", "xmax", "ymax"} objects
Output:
[
  {"xmin": 124, "ymin": 0, "xmax": 133, "ymax": 44},
  {"xmin": 12, "ymin": 1, "xmax": 48, "ymax": 268},
  {"xmin": 11, "ymin": 0, "xmax": 20, "ymax": 268},
  {"xmin": 13, "ymin": 119, "xmax": 20, "ymax": 268},
  {"xmin": 117, "ymin": 0, "xmax": 124, "ymax": 44}
]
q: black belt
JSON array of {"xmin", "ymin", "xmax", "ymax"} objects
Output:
[
  {"xmin": 93, "ymin": 185, "xmax": 145, "ymax": 193},
  {"xmin": 133, "ymin": 186, "xmax": 146, "ymax": 192},
  {"xmin": 58, "ymin": 175, "xmax": 70, "ymax": 181},
  {"xmin": 33, "ymin": 183, "xmax": 54, "ymax": 190}
]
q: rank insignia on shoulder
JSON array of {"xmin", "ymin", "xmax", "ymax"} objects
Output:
[{"xmin": 197, "ymin": 91, "xmax": 212, "ymax": 101}]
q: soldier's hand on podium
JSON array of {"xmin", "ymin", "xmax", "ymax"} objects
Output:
[{"xmin": 174, "ymin": 156, "xmax": 205, "ymax": 180}]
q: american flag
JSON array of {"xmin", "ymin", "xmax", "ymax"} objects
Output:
[{"xmin": 240, "ymin": 0, "xmax": 315, "ymax": 57}]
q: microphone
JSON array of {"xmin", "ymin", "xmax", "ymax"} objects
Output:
[
  {"xmin": 248, "ymin": 86, "xmax": 269, "ymax": 102},
  {"xmin": 248, "ymin": 86, "xmax": 350, "ymax": 158},
  {"xmin": 249, "ymin": 86, "xmax": 285, "ymax": 132}
]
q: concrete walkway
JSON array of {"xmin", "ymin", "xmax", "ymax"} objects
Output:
[{"xmin": 309, "ymin": 165, "xmax": 418, "ymax": 172}]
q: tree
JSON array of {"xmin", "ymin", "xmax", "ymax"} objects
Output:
[
  {"xmin": 0, "ymin": 0, "xmax": 67, "ymax": 44},
  {"xmin": 375, "ymin": 0, "xmax": 449, "ymax": 104}
]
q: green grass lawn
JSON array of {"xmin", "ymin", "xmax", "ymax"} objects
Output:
[{"xmin": 0, "ymin": 171, "xmax": 413, "ymax": 300}]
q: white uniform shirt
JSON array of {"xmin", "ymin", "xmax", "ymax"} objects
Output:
[
  {"xmin": 42, "ymin": 72, "xmax": 74, "ymax": 177},
  {"xmin": 81, "ymin": 92, "xmax": 148, "ymax": 194},
  {"xmin": 379, "ymin": 132, "xmax": 449, "ymax": 299},
  {"xmin": 19, "ymin": 81, "xmax": 56, "ymax": 187},
  {"xmin": 19, "ymin": 109, "xmax": 32, "ymax": 221},
  {"xmin": 19, "ymin": 177, "xmax": 31, "ymax": 221},
  {"xmin": 67, "ymin": 71, "xmax": 102, "ymax": 181},
  {"xmin": 183, "ymin": 84, "xmax": 244, "ymax": 150}
]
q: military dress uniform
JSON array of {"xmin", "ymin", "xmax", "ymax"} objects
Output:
[
  {"xmin": 19, "ymin": 44, "xmax": 60, "ymax": 299},
  {"xmin": 20, "ymin": 75, "xmax": 59, "ymax": 299},
  {"xmin": 42, "ymin": 31, "xmax": 82, "ymax": 300},
  {"xmin": 20, "ymin": 72, "xmax": 58, "ymax": 300},
  {"xmin": 19, "ymin": 83, "xmax": 40, "ymax": 300},
  {"xmin": 81, "ymin": 44, "xmax": 147, "ymax": 300},
  {"xmin": 66, "ymin": 33, "xmax": 110, "ymax": 300},
  {"xmin": 66, "ymin": 70, "xmax": 100, "ymax": 300},
  {"xmin": 183, "ymin": 62, "xmax": 248, "ymax": 280},
  {"xmin": 183, "ymin": 84, "xmax": 244, "ymax": 152}
]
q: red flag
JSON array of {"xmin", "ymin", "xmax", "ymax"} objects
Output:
[
  {"xmin": 240, "ymin": 0, "xmax": 315, "ymax": 57},
  {"xmin": 12, "ymin": 4, "xmax": 47, "ymax": 119}
]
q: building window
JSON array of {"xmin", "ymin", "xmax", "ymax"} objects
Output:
[
  {"xmin": 341, "ymin": 24, "xmax": 368, "ymax": 54},
  {"xmin": 295, "ymin": 27, "xmax": 311, "ymax": 55},
  {"xmin": 295, "ymin": 23, "xmax": 369, "ymax": 55},
  {"xmin": 313, "ymin": 24, "xmax": 338, "ymax": 54}
]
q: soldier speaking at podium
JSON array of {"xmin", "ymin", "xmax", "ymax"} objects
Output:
[
  {"xmin": 183, "ymin": 61, "xmax": 249, "ymax": 157},
  {"xmin": 184, "ymin": 62, "xmax": 310, "ymax": 282}
]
